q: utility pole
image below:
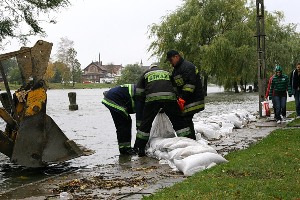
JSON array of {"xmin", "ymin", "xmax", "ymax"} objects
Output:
[{"xmin": 256, "ymin": 0, "xmax": 266, "ymax": 117}]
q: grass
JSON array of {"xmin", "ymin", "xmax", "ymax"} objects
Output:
[
  {"xmin": 144, "ymin": 101, "xmax": 300, "ymax": 200},
  {"xmin": 144, "ymin": 128, "xmax": 300, "ymax": 200}
]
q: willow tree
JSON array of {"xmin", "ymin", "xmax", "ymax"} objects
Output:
[
  {"xmin": 148, "ymin": 0, "xmax": 255, "ymax": 93},
  {"xmin": 263, "ymin": 10, "xmax": 300, "ymax": 75},
  {"xmin": 0, "ymin": 0, "xmax": 70, "ymax": 47}
]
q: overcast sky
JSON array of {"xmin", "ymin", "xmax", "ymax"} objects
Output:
[{"xmin": 1, "ymin": 0, "xmax": 300, "ymax": 68}]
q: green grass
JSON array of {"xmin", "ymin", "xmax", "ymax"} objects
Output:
[
  {"xmin": 0, "ymin": 82, "xmax": 116, "ymax": 90},
  {"xmin": 144, "ymin": 128, "xmax": 300, "ymax": 200},
  {"xmin": 47, "ymin": 82, "xmax": 116, "ymax": 89},
  {"xmin": 286, "ymin": 100, "xmax": 296, "ymax": 112}
]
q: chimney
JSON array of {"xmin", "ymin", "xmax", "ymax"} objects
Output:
[{"xmin": 99, "ymin": 53, "xmax": 101, "ymax": 66}]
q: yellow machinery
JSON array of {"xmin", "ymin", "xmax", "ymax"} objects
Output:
[{"xmin": 0, "ymin": 40, "xmax": 84, "ymax": 167}]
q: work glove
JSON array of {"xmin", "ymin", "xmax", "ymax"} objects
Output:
[
  {"xmin": 289, "ymin": 94, "xmax": 292, "ymax": 97},
  {"xmin": 134, "ymin": 138, "xmax": 148, "ymax": 157},
  {"xmin": 177, "ymin": 97, "xmax": 185, "ymax": 111}
]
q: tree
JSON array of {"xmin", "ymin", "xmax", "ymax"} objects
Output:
[
  {"xmin": 148, "ymin": 0, "xmax": 253, "ymax": 93},
  {"xmin": 148, "ymin": 0, "xmax": 300, "ymax": 93},
  {"xmin": 116, "ymin": 64, "xmax": 144, "ymax": 85},
  {"xmin": 44, "ymin": 61, "xmax": 55, "ymax": 83},
  {"xmin": 54, "ymin": 37, "xmax": 81, "ymax": 86},
  {"xmin": 66, "ymin": 48, "xmax": 81, "ymax": 86},
  {"xmin": 51, "ymin": 61, "xmax": 70, "ymax": 84},
  {"xmin": 0, "ymin": 0, "xmax": 70, "ymax": 47},
  {"xmin": 1, "ymin": 58, "xmax": 22, "ymax": 84}
]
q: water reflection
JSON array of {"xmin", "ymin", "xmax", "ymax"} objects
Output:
[{"xmin": 0, "ymin": 162, "xmax": 77, "ymax": 191}]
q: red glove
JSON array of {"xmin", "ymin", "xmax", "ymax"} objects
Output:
[{"xmin": 177, "ymin": 97, "xmax": 185, "ymax": 111}]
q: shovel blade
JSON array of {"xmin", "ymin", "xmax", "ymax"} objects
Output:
[
  {"xmin": 0, "ymin": 131, "xmax": 14, "ymax": 158},
  {"xmin": 11, "ymin": 113, "xmax": 83, "ymax": 168}
]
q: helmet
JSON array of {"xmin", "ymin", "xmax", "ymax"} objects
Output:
[{"xmin": 274, "ymin": 65, "xmax": 282, "ymax": 72}]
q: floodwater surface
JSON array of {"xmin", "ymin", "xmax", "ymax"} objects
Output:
[{"xmin": 0, "ymin": 86, "xmax": 260, "ymax": 192}]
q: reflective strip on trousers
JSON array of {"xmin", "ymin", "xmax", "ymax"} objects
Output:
[
  {"xmin": 183, "ymin": 100, "xmax": 205, "ymax": 113},
  {"xmin": 119, "ymin": 142, "xmax": 131, "ymax": 149},
  {"xmin": 176, "ymin": 127, "xmax": 191, "ymax": 137},
  {"xmin": 136, "ymin": 130, "xmax": 149, "ymax": 140}
]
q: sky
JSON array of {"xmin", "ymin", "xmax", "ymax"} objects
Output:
[{"xmin": 1, "ymin": 0, "xmax": 300, "ymax": 69}]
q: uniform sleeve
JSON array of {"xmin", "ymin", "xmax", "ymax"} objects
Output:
[
  {"xmin": 181, "ymin": 65, "xmax": 197, "ymax": 101},
  {"xmin": 134, "ymin": 99, "xmax": 144, "ymax": 129},
  {"xmin": 135, "ymin": 73, "xmax": 146, "ymax": 102}
]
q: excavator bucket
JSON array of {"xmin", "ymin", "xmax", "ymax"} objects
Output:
[
  {"xmin": 11, "ymin": 113, "xmax": 83, "ymax": 167},
  {"xmin": 0, "ymin": 40, "xmax": 88, "ymax": 167}
]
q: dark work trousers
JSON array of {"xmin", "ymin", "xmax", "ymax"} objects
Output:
[
  {"xmin": 183, "ymin": 114, "xmax": 196, "ymax": 140},
  {"xmin": 109, "ymin": 110, "xmax": 132, "ymax": 149},
  {"xmin": 138, "ymin": 101, "xmax": 190, "ymax": 138}
]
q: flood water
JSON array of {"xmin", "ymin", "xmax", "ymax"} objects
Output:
[{"xmin": 0, "ymin": 86, "xmax": 261, "ymax": 192}]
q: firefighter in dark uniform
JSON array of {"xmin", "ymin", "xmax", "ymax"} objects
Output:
[
  {"xmin": 102, "ymin": 84, "xmax": 143, "ymax": 155},
  {"xmin": 134, "ymin": 64, "xmax": 191, "ymax": 156},
  {"xmin": 165, "ymin": 50, "xmax": 205, "ymax": 140}
]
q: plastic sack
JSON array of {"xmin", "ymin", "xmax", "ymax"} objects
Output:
[
  {"xmin": 261, "ymin": 101, "xmax": 270, "ymax": 117},
  {"xmin": 149, "ymin": 112, "xmax": 176, "ymax": 139}
]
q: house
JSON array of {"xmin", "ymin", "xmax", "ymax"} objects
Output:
[{"xmin": 82, "ymin": 57, "xmax": 123, "ymax": 83}]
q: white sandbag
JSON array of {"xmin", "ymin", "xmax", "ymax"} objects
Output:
[
  {"xmin": 148, "ymin": 137, "xmax": 165, "ymax": 149},
  {"xmin": 183, "ymin": 165, "xmax": 206, "ymax": 176},
  {"xmin": 201, "ymin": 128, "xmax": 222, "ymax": 140},
  {"xmin": 160, "ymin": 137, "xmax": 184, "ymax": 149},
  {"xmin": 169, "ymin": 145, "xmax": 217, "ymax": 160},
  {"xmin": 167, "ymin": 138, "xmax": 200, "ymax": 150},
  {"xmin": 223, "ymin": 113, "xmax": 243, "ymax": 128},
  {"xmin": 148, "ymin": 137, "xmax": 179, "ymax": 150},
  {"xmin": 173, "ymin": 152, "xmax": 228, "ymax": 176},
  {"xmin": 168, "ymin": 148, "xmax": 186, "ymax": 160},
  {"xmin": 155, "ymin": 151, "xmax": 169, "ymax": 160}
]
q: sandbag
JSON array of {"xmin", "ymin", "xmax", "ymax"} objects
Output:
[{"xmin": 173, "ymin": 152, "xmax": 228, "ymax": 176}]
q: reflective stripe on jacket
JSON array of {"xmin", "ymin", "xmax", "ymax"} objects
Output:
[
  {"xmin": 101, "ymin": 84, "xmax": 136, "ymax": 117},
  {"xmin": 136, "ymin": 67, "xmax": 177, "ymax": 103}
]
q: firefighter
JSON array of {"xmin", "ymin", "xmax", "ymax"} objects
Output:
[
  {"xmin": 102, "ymin": 84, "xmax": 143, "ymax": 155},
  {"xmin": 165, "ymin": 50, "xmax": 205, "ymax": 140},
  {"xmin": 134, "ymin": 64, "xmax": 191, "ymax": 156}
]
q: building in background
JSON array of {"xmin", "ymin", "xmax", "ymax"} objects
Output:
[{"xmin": 81, "ymin": 54, "xmax": 123, "ymax": 83}]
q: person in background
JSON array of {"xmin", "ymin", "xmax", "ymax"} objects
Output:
[
  {"xmin": 265, "ymin": 73, "xmax": 276, "ymax": 117},
  {"xmin": 269, "ymin": 65, "xmax": 292, "ymax": 124},
  {"xmin": 290, "ymin": 62, "xmax": 300, "ymax": 118},
  {"xmin": 165, "ymin": 50, "xmax": 205, "ymax": 139},
  {"xmin": 102, "ymin": 84, "xmax": 144, "ymax": 155},
  {"xmin": 134, "ymin": 64, "xmax": 191, "ymax": 156}
]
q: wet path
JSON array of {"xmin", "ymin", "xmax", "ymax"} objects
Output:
[{"xmin": 0, "ymin": 86, "xmax": 272, "ymax": 197}]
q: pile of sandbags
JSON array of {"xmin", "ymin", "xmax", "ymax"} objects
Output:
[
  {"xmin": 147, "ymin": 113, "xmax": 228, "ymax": 176},
  {"xmin": 146, "ymin": 109, "xmax": 255, "ymax": 176},
  {"xmin": 146, "ymin": 137, "xmax": 227, "ymax": 176},
  {"xmin": 193, "ymin": 109, "xmax": 256, "ymax": 140}
]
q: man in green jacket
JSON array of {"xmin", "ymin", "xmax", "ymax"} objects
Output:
[{"xmin": 269, "ymin": 65, "xmax": 292, "ymax": 124}]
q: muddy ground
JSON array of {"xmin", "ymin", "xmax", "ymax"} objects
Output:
[{"xmin": 0, "ymin": 118, "xmax": 286, "ymax": 200}]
